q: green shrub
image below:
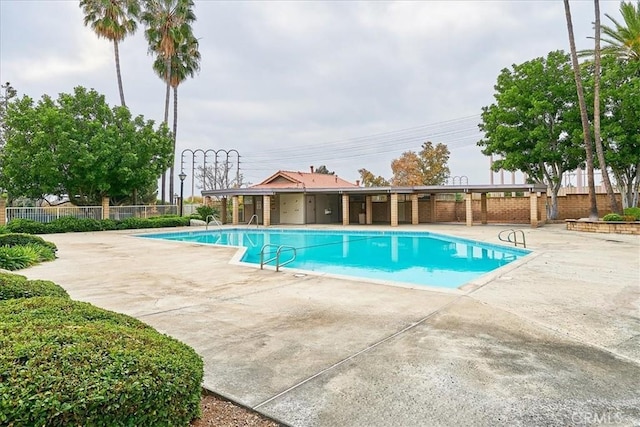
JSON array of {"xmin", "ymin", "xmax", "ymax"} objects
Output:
[
  {"xmin": 195, "ymin": 205, "xmax": 218, "ymax": 221},
  {"xmin": 0, "ymin": 273, "xmax": 69, "ymax": 300},
  {"xmin": 6, "ymin": 218, "xmax": 47, "ymax": 234},
  {"xmin": 0, "ymin": 297, "xmax": 203, "ymax": 427},
  {"xmin": 46, "ymin": 216, "xmax": 103, "ymax": 233},
  {"xmin": 602, "ymin": 213, "xmax": 623, "ymax": 222},
  {"xmin": 0, "ymin": 245, "xmax": 43, "ymax": 270},
  {"xmin": 0, "ymin": 233, "xmax": 57, "ymax": 252},
  {"xmin": 117, "ymin": 217, "xmax": 154, "ymax": 229},
  {"xmin": 0, "ymin": 226, "xmax": 8, "ymax": 234},
  {"xmin": 148, "ymin": 216, "xmax": 191, "ymax": 228},
  {"xmin": 6, "ymin": 216, "xmax": 190, "ymax": 234},
  {"xmin": 100, "ymin": 218, "xmax": 119, "ymax": 230},
  {"xmin": 623, "ymin": 207, "xmax": 640, "ymax": 221}
]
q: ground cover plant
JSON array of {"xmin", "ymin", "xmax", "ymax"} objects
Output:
[
  {"xmin": 0, "ymin": 272, "xmax": 69, "ymax": 300},
  {"xmin": 0, "ymin": 233, "xmax": 57, "ymax": 270},
  {"xmin": 0, "ymin": 297, "xmax": 203, "ymax": 427}
]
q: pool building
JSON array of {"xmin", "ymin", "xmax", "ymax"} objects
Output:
[{"xmin": 201, "ymin": 168, "xmax": 548, "ymax": 228}]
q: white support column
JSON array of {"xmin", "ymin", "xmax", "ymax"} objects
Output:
[
  {"xmin": 263, "ymin": 195, "xmax": 271, "ymax": 227},
  {"xmin": 411, "ymin": 194, "xmax": 419, "ymax": 225},
  {"xmin": 232, "ymin": 196, "xmax": 239, "ymax": 225},
  {"xmin": 480, "ymin": 193, "xmax": 488, "ymax": 225},
  {"xmin": 365, "ymin": 195, "xmax": 373, "ymax": 224},
  {"xmin": 530, "ymin": 192, "xmax": 539, "ymax": 228},
  {"xmin": 390, "ymin": 193, "xmax": 398, "ymax": 227},
  {"xmin": 342, "ymin": 194, "xmax": 350, "ymax": 225}
]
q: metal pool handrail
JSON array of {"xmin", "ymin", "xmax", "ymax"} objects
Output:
[
  {"xmin": 247, "ymin": 214, "xmax": 259, "ymax": 228},
  {"xmin": 206, "ymin": 215, "xmax": 222, "ymax": 231},
  {"xmin": 260, "ymin": 244, "xmax": 297, "ymax": 271},
  {"xmin": 498, "ymin": 229, "xmax": 526, "ymax": 248}
]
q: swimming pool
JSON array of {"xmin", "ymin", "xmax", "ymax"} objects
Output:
[{"xmin": 138, "ymin": 228, "xmax": 530, "ymax": 290}]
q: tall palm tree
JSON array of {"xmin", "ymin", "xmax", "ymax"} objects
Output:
[
  {"xmin": 594, "ymin": 0, "xmax": 621, "ymax": 214},
  {"xmin": 153, "ymin": 33, "xmax": 201, "ymax": 205},
  {"xmin": 79, "ymin": 0, "xmax": 139, "ymax": 107},
  {"xmin": 141, "ymin": 0, "xmax": 196, "ymax": 203},
  {"xmin": 601, "ymin": 1, "xmax": 640, "ymax": 60},
  {"xmin": 564, "ymin": 0, "xmax": 599, "ymax": 220}
]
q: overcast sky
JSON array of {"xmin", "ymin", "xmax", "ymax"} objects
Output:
[{"xmin": 0, "ymin": 0, "xmax": 623, "ymax": 196}]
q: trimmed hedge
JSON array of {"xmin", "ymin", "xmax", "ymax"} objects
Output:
[
  {"xmin": 0, "ymin": 233, "xmax": 58, "ymax": 252},
  {"xmin": 0, "ymin": 272, "xmax": 69, "ymax": 300},
  {"xmin": 0, "ymin": 297, "xmax": 203, "ymax": 426},
  {"xmin": 6, "ymin": 216, "xmax": 191, "ymax": 234},
  {"xmin": 602, "ymin": 213, "xmax": 624, "ymax": 222}
]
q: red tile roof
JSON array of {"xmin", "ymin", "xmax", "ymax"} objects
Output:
[{"xmin": 251, "ymin": 170, "xmax": 358, "ymax": 189}]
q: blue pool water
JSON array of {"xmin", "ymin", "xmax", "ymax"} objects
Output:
[{"xmin": 138, "ymin": 229, "xmax": 530, "ymax": 289}]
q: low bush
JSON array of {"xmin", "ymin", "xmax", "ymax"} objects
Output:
[
  {"xmin": 195, "ymin": 205, "xmax": 218, "ymax": 221},
  {"xmin": 6, "ymin": 216, "xmax": 191, "ymax": 234},
  {"xmin": 623, "ymin": 207, "xmax": 640, "ymax": 221},
  {"xmin": 46, "ymin": 216, "xmax": 103, "ymax": 233},
  {"xmin": 6, "ymin": 218, "xmax": 47, "ymax": 234},
  {"xmin": 0, "ymin": 273, "xmax": 69, "ymax": 300},
  {"xmin": 602, "ymin": 213, "xmax": 623, "ymax": 222},
  {"xmin": 0, "ymin": 244, "xmax": 54, "ymax": 270},
  {"xmin": 0, "ymin": 233, "xmax": 57, "ymax": 252},
  {"xmin": 0, "ymin": 297, "xmax": 203, "ymax": 427}
]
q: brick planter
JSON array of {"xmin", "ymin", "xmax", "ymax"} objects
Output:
[{"xmin": 566, "ymin": 219, "xmax": 640, "ymax": 235}]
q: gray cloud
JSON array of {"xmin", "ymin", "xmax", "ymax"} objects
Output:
[{"xmin": 0, "ymin": 0, "xmax": 622, "ymax": 191}]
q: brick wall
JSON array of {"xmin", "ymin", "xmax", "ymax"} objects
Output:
[
  {"xmin": 556, "ymin": 194, "xmax": 623, "ymax": 219},
  {"xmin": 401, "ymin": 194, "xmax": 624, "ymax": 224}
]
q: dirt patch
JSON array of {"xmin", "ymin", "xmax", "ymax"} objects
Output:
[{"xmin": 191, "ymin": 393, "xmax": 282, "ymax": 427}]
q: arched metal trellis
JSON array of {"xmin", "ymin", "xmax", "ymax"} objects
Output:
[
  {"xmin": 180, "ymin": 149, "xmax": 241, "ymax": 199},
  {"xmin": 450, "ymin": 175, "xmax": 469, "ymax": 185}
]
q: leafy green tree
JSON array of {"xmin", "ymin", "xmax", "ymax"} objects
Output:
[
  {"xmin": 600, "ymin": 56, "xmax": 640, "ymax": 208},
  {"xmin": 0, "ymin": 87, "xmax": 173, "ymax": 205},
  {"xmin": 0, "ymin": 82, "xmax": 17, "ymax": 149},
  {"xmin": 80, "ymin": 0, "xmax": 140, "ymax": 107},
  {"xmin": 358, "ymin": 168, "xmax": 389, "ymax": 187},
  {"xmin": 141, "ymin": 0, "xmax": 197, "ymax": 203},
  {"xmin": 478, "ymin": 51, "xmax": 584, "ymax": 219}
]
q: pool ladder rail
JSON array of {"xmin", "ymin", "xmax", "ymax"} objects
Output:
[
  {"xmin": 247, "ymin": 214, "xmax": 259, "ymax": 228},
  {"xmin": 205, "ymin": 215, "xmax": 223, "ymax": 231},
  {"xmin": 498, "ymin": 229, "xmax": 526, "ymax": 248},
  {"xmin": 260, "ymin": 244, "xmax": 297, "ymax": 272}
]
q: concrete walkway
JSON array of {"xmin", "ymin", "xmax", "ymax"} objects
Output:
[{"xmin": 22, "ymin": 224, "xmax": 640, "ymax": 426}]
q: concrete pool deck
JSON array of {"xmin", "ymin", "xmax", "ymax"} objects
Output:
[{"xmin": 21, "ymin": 223, "xmax": 640, "ymax": 426}]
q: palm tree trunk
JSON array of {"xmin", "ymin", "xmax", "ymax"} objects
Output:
[
  {"xmin": 170, "ymin": 85, "xmax": 178, "ymax": 204},
  {"xmin": 564, "ymin": 0, "xmax": 599, "ymax": 220},
  {"xmin": 113, "ymin": 41, "xmax": 126, "ymax": 107},
  {"xmin": 161, "ymin": 61, "xmax": 171, "ymax": 204},
  {"xmin": 593, "ymin": 0, "xmax": 621, "ymax": 214}
]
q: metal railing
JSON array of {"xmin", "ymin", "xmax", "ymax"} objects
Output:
[
  {"xmin": 498, "ymin": 229, "xmax": 527, "ymax": 248},
  {"xmin": 109, "ymin": 205, "xmax": 177, "ymax": 220},
  {"xmin": 6, "ymin": 206, "xmax": 102, "ymax": 223},
  {"xmin": 5, "ymin": 205, "xmax": 178, "ymax": 224},
  {"xmin": 205, "ymin": 215, "xmax": 222, "ymax": 230},
  {"xmin": 260, "ymin": 244, "xmax": 297, "ymax": 272},
  {"xmin": 247, "ymin": 214, "xmax": 259, "ymax": 228}
]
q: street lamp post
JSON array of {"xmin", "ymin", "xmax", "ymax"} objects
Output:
[{"xmin": 178, "ymin": 172, "xmax": 186, "ymax": 217}]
